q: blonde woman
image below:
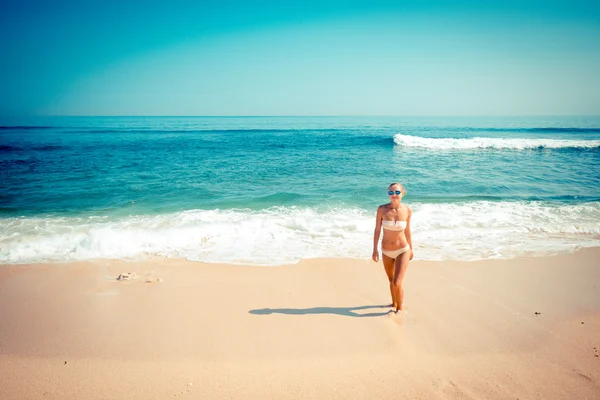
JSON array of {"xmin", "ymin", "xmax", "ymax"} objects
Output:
[{"xmin": 372, "ymin": 182, "xmax": 414, "ymax": 313}]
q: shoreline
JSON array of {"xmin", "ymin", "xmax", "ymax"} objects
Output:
[
  {"xmin": 2, "ymin": 243, "xmax": 600, "ymax": 269},
  {"xmin": 1, "ymin": 248, "xmax": 599, "ymax": 399}
]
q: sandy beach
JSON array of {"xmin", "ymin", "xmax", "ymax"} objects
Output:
[{"xmin": 1, "ymin": 248, "xmax": 599, "ymax": 399}]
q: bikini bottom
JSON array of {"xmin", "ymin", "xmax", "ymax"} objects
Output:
[{"xmin": 381, "ymin": 245, "xmax": 410, "ymax": 259}]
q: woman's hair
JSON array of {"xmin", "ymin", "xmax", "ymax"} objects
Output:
[{"xmin": 388, "ymin": 182, "xmax": 407, "ymax": 195}]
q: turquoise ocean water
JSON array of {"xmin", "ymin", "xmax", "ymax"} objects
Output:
[{"xmin": 1, "ymin": 116, "xmax": 599, "ymax": 265}]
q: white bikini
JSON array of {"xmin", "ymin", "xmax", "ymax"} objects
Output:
[{"xmin": 381, "ymin": 220, "xmax": 410, "ymax": 259}]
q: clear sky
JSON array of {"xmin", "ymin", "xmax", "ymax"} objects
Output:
[{"xmin": 1, "ymin": 0, "xmax": 599, "ymax": 117}]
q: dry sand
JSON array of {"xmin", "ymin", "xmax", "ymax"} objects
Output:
[{"xmin": 1, "ymin": 248, "xmax": 599, "ymax": 399}]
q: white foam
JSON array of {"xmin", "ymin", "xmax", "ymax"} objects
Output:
[
  {"xmin": 1, "ymin": 202, "xmax": 599, "ymax": 265},
  {"xmin": 393, "ymin": 134, "xmax": 600, "ymax": 150}
]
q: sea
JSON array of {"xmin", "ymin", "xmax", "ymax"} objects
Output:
[{"xmin": 1, "ymin": 116, "xmax": 599, "ymax": 265}]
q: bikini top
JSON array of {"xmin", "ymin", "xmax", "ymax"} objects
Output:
[{"xmin": 382, "ymin": 220, "xmax": 407, "ymax": 231}]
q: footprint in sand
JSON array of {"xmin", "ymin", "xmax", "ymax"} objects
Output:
[
  {"xmin": 385, "ymin": 309, "xmax": 413, "ymax": 326},
  {"xmin": 174, "ymin": 383, "xmax": 194, "ymax": 396}
]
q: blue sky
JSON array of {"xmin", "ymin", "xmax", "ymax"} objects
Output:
[{"xmin": 1, "ymin": 0, "xmax": 599, "ymax": 117}]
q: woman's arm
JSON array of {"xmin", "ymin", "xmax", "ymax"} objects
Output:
[
  {"xmin": 372, "ymin": 206, "xmax": 383, "ymax": 261},
  {"xmin": 405, "ymin": 206, "xmax": 414, "ymax": 260}
]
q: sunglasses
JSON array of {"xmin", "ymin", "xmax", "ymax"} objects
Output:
[{"xmin": 388, "ymin": 190, "xmax": 402, "ymax": 195}]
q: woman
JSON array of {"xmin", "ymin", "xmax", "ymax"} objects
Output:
[{"xmin": 372, "ymin": 182, "xmax": 414, "ymax": 313}]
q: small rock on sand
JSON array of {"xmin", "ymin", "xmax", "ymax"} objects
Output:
[{"xmin": 117, "ymin": 272, "xmax": 138, "ymax": 281}]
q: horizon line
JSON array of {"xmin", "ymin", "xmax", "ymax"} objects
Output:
[{"xmin": 7, "ymin": 114, "xmax": 600, "ymax": 118}]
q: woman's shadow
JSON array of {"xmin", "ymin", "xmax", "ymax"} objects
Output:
[{"xmin": 249, "ymin": 304, "xmax": 393, "ymax": 318}]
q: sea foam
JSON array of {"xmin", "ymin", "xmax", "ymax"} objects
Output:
[
  {"xmin": 393, "ymin": 134, "xmax": 600, "ymax": 150},
  {"xmin": 1, "ymin": 202, "xmax": 599, "ymax": 265}
]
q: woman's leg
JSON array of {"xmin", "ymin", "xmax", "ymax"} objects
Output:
[
  {"xmin": 382, "ymin": 254, "xmax": 396, "ymax": 308},
  {"xmin": 392, "ymin": 250, "xmax": 411, "ymax": 312}
]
